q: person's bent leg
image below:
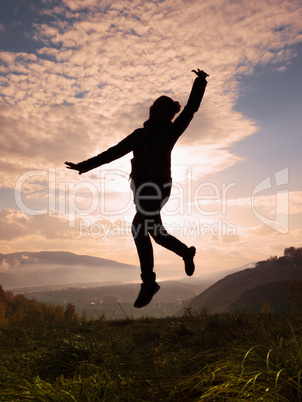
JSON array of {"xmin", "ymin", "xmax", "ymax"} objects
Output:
[
  {"xmin": 148, "ymin": 213, "xmax": 187, "ymax": 256},
  {"xmin": 149, "ymin": 214, "xmax": 196, "ymax": 276}
]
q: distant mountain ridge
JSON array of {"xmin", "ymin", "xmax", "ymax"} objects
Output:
[
  {"xmin": 187, "ymin": 247, "xmax": 302, "ymax": 313},
  {"xmin": 0, "ymin": 251, "xmax": 139, "ymax": 288},
  {"xmin": 0, "ymin": 251, "xmax": 131, "ymax": 267},
  {"xmin": 0, "ymin": 251, "xmax": 248, "ymax": 290}
]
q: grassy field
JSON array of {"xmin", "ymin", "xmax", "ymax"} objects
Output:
[{"xmin": 0, "ymin": 312, "xmax": 302, "ymax": 401}]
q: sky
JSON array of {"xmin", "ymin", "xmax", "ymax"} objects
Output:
[{"xmin": 0, "ymin": 0, "xmax": 302, "ymax": 282}]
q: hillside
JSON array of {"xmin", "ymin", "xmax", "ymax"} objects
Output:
[
  {"xmin": 234, "ymin": 281, "xmax": 291, "ymax": 312},
  {"xmin": 187, "ymin": 247, "xmax": 302, "ymax": 313}
]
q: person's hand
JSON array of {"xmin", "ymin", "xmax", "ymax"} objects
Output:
[
  {"xmin": 65, "ymin": 161, "xmax": 82, "ymax": 174},
  {"xmin": 192, "ymin": 68, "xmax": 209, "ymax": 79}
]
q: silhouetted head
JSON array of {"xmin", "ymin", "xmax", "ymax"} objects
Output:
[{"xmin": 149, "ymin": 96, "xmax": 181, "ymax": 122}]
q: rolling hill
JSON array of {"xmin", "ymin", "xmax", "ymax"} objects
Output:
[{"xmin": 187, "ymin": 249, "xmax": 302, "ymax": 313}]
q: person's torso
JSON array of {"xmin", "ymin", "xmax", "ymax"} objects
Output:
[{"xmin": 130, "ymin": 121, "xmax": 177, "ymax": 183}]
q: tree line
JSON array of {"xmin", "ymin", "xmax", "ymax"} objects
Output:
[
  {"xmin": 256, "ymin": 246, "xmax": 302, "ymax": 268},
  {"xmin": 0, "ymin": 285, "xmax": 80, "ymax": 327}
]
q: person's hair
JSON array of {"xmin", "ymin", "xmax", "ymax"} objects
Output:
[{"xmin": 150, "ymin": 96, "xmax": 181, "ymax": 120}]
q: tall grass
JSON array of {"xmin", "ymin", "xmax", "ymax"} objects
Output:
[
  {"xmin": 171, "ymin": 324, "xmax": 302, "ymax": 400},
  {"xmin": 0, "ymin": 313, "xmax": 301, "ymax": 401},
  {"xmin": 1, "ymin": 373, "xmax": 113, "ymax": 401}
]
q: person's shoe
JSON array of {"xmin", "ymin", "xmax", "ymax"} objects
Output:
[
  {"xmin": 134, "ymin": 282, "xmax": 160, "ymax": 308},
  {"xmin": 183, "ymin": 246, "xmax": 196, "ymax": 276}
]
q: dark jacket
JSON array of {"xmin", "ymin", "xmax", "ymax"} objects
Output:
[{"xmin": 77, "ymin": 77, "xmax": 207, "ymax": 183}]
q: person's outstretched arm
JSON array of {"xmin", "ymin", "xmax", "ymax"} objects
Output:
[
  {"xmin": 65, "ymin": 134, "xmax": 133, "ymax": 174},
  {"xmin": 173, "ymin": 68, "xmax": 208, "ymax": 137}
]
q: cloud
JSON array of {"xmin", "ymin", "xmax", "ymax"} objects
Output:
[
  {"xmin": 248, "ymin": 223, "xmax": 280, "ymax": 237},
  {"xmin": 1, "ymin": 0, "xmax": 301, "ymax": 191},
  {"xmin": 0, "ymin": 207, "xmax": 133, "ymax": 244},
  {"xmin": 0, "ymin": 209, "xmax": 30, "ymax": 241},
  {"xmin": 0, "ymin": 208, "xmax": 75, "ymax": 240}
]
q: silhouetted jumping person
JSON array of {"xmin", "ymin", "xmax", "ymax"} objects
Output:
[{"xmin": 66, "ymin": 68, "xmax": 208, "ymax": 308}]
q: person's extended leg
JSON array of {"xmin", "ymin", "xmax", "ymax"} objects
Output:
[
  {"xmin": 132, "ymin": 212, "xmax": 160, "ymax": 308},
  {"xmin": 132, "ymin": 211, "xmax": 155, "ymax": 282}
]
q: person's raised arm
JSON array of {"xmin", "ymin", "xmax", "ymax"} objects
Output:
[
  {"xmin": 173, "ymin": 68, "xmax": 208, "ymax": 137},
  {"xmin": 65, "ymin": 133, "xmax": 134, "ymax": 175}
]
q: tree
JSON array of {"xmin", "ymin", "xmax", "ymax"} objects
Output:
[
  {"xmin": 0, "ymin": 284, "xmax": 79, "ymax": 327},
  {"xmin": 0, "ymin": 285, "xmax": 8, "ymax": 325},
  {"xmin": 284, "ymin": 247, "xmax": 302, "ymax": 265},
  {"xmin": 284, "ymin": 247, "xmax": 297, "ymax": 260},
  {"xmin": 64, "ymin": 303, "xmax": 77, "ymax": 323},
  {"xmin": 0, "ymin": 296, "xmax": 6, "ymax": 323}
]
